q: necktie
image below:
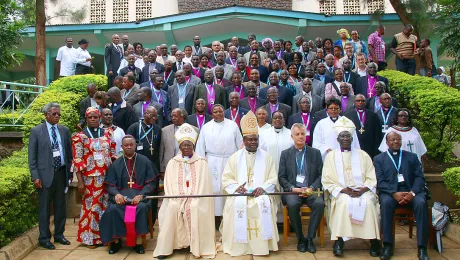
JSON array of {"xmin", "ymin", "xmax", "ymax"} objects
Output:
[{"xmin": 51, "ymin": 126, "xmax": 62, "ymax": 169}]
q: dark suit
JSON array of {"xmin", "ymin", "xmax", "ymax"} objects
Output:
[
  {"xmin": 162, "ymin": 71, "xmax": 176, "ymax": 91},
  {"xmin": 192, "ymin": 83, "xmax": 228, "ymax": 112},
  {"xmin": 120, "ymin": 84, "xmax": 140, "ymax": 107},
  {"xmin": 343, "ymin": 70, "xmax": 360, "ymax": 90},
  {"xmin": 314, "ymin": 74, "xmax": 334, "ymax": 85},
  {"xmin": 374, "ymin": 150, "xmax": 429, "ymax": 247},
  {"xmin": 224, "ymin": 106, "xmax": 249, "ymax": 127},
  {"xmin": 366, "ymin": 96, "xmax": 398, "ymax": 113},
  {"xmin": 263, "ymin": 102, "xmax": 291, "ymax": 125},
  {"xmin": 354, "ymin": 75, "xmax": 389, "ymax": 97},
  {"xmin": 146, "ymin": 87, "xmax": 170, "ymax": 123},
  {"xmin": 340, "ymin": 94, "xmax": 355, "ymax": 114},
  {"xmin": 167, "ymin": 82, "xmax": 195, "ymax": 116},
  {"xmin": 287, "ymin": 113, "xmax": 313, "ymax": 146},
  {"xmin": 259, "ymin": 86, "xmax": 294, "ymax": 108},
  {"xmin": 119, "ymin": 66, "xmax": 142, "ymax": 84},
  {"xmin": 344, "ymin": 109, "xmax": 382, "ymax": 158},
  {"xmin": 110, "ymin": 100, "xmax": 139, "ymax": 132},
  {"xmin": 278, "ymin": 146, "xmax": 324, "ymax": 240},
  {"xmin": 140, "ymin": 62, "xmax": 165, "ymax": 84},
  {"xmin": 376, "ymin": 106, "xmax": 398, "ymax": 138},
  {"xmin": 105, "ymin": 44, "xmax": 122, "ymax": 88},
  {"xmin": 28, "ymin": 122, "xmax": 72, "ymax": 244},
  {"xmin": 292, "ymin": 93, "xmax": 322, "ymax": 115},
  {"xmin": 239, "ymin": 96, "xmax": 266, "ymax": 112},
  {"xmin": 133, "ymin": 101, "xmax": 165, "ymax": 128},
  {"xmin": 185, "ymin": 113, "xmax": 212, "ymax": 129},
  {"xmin": 78, "ymin": 96, "xmax": 92, "ymax": 127}
]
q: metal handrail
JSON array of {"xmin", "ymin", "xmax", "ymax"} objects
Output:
[{"xmin": 0, "ymin": 81, "xmax": 47, "ymax": 127}]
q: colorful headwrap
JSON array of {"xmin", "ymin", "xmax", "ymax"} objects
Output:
[
  {"xmin": 262, "ymin": 38, "xmax": 274, "ymax": 48},
  {"xmin": 337, "ymin": 28, "xmax": 350, "ymax": 39},
  {"xmin": 85, "ymin": 107, "xmax": 101, "ymax": 118}
]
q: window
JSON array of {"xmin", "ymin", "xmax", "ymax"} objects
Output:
[
  {"xmin": 343, "ymin": 0, "xmax": 361, "ymax": 14},
  {"xmin": 113, "ymin": 0, "xmax": 129, "ymax": 23},
  {"xmin": 319, "ymin": 0, "xmax": 337, "ymax": 15},
  {"xmin": 367, "ymin": 0, "xmax": 385, "ymax": 14},
  {"xmin": 90, "ymin": 0, "xmax": 106, "ymax": 24},
  {"xmin": 136, "ymin": 0, "xmax": 152, "ymax": 21}
]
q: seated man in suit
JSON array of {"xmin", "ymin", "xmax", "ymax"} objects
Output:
[
  {"xmin": 263, "ymin": 87, "xmax": 291, "ymax": 125},
  {"xmin": 354, "ymin": 62, "xmax": 389, "ymax": 98},
  {"xmin": 121, "ymin": 74, "xmax": 140, "ymax": 107},
  {"xmin": 278, "ymin": 123, "xmax": 324, "ymax": 253},
  {"xmin": 292, "ymin": 78, "xmax": 322, "ymax": 115},
  {"xmin": 240, "ymin": 82, "xmax": 266, "ymax": 114},
  {"xmin": 365, "ymin": 81, "xmax": 398, "ymax": 113},
  {"xmin": 133, "ymin": 87, "xmax": 165, "ymax": 127},
  {"xmin": 374, "ymin": 132, "xmax": 430, "ymax": 260},
  {"xmin": 186, "ymin": 98, "xmax": 212, "ymax": 131},
  {"xmin": 224, "ymin": 92, "xmax": 249, "ymax": 128},
  {"xmin": 141, "ymin": 50, "xmax": 164, "ymax": 84}
]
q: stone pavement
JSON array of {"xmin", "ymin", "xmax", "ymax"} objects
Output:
[{"xmin": 21, "ymin": 218, "xmax": 460, "ymax": 260}]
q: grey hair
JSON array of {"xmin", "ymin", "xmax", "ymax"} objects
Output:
[
  {"xmin": 43, "ymin": 102, "xmax": 61, "ymax": 113},
  {"xmin": 367, "ymin": 62, "xmax": 378, "ymax": 69},
  {"xmin": 229, "ymin": 91, "xmax": 240, "ymax": 99},
  {"xmin": 179, "ymin": 108, "xmax": 188, "ymax": 119},
  {"xmin": 297, "ymin": 95, "xmax": 311, "ymax": 107},
  {"xmin": 375, "ymin": 81, "xmax": 386, "ymax": 88},
  {"xmin": 291, "ymin": 123, "xmax": 306, "ymax": 135}
]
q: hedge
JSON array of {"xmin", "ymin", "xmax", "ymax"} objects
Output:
[
  {"xmin": 379, "ymin": 70, "xmax": 460, "ymax": 162},
  {"xmin": 0, "ymin": 149, "xmax": 37, "ymax": 248},
  {"xmin": 442, "ymin": 167, "xmax": 460, "ymax": 206},
  {"xmin": 48, "ymin": 74, "xmax": 108, "ymax": 98}
]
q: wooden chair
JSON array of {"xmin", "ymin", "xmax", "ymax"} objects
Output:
[
  {"xmin": 148, "ymin": 208, "xmax": 154, "ymax": 239},
  {"xmin": 283, "ymin": 205, "xmax": 325, "ymax": 247}
]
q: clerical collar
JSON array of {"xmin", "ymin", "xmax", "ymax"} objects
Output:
[
  {"xmin": 357, "ymin": 109, "xmax": 364, "ymax": 112},
  {"xmin": 245, "ymin": 149, "xmax": 256, "ymax": 154},
  {"xmin": 142, "ymin": 121, "xmax": 151, "ymax": 128},
  {"xmin": 197, "ymin": 114, "xmax": 204, "ymax": 117},
  {"xmin": 330, "ymin": 117, "xmax": 338, "ymax": 122},
  {"xmin": 231, "ymin": 107, "xmax": 238, "ymax": 111},
  {"xmin": 389, "ymin": 149, "xmax": 399, "ymax": 156},
  {"xmin": 124, "ymin": 153, "xmax": 136, "ymax": 160},
  {"xmin": 182, "ymin": 154, "xmax": 193, "ymax": 160},
  {"xmin": 249, "ymin": 97, "xmax": 255, "ymax": 100},
  {"xmin": 340, "ymin": 148, "xmax": 351, "ymax": 152},
  {"xmin": 274, "ymin": 128, "xmax": 282, "ymax": 133}
]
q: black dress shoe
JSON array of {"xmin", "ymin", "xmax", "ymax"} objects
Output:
[
  {"xmin": 297, "ymin": 238, "xmax": 307, "ymax": 252},
  {"xmin": 370, "ymin": 239, "xmax": 381, "ymax": 257},
  {"xmin": 380, "ymin": 244, "xmax": 393, "ymax": 260},
  {"xmin": 40, "ymin": 241, "xmax": 55, "ymax": 250},
  {"xmin": 333, "ymin": 238, "xmax": 344, "ymax": 256},
  {"xmin": 108, "ymin": 241, "xmax": 122, "ymax": 254},
  {"xmin": 418, "ymin": 247, "xmax": 430, "ymax": 260},
  {"xmin": 157, "ymin": 256, "xmax": 167, "ymax": 259},
  {"xmin": 134, "ymin": 244, "xmax": 145, "ymax": 254},
  {"xmin": 55, "ymin": 237, "xmax": 71, "ymax": 245},
  {"xmin": 306, "ymin": 238, "xmax": 317, "ymax": 253}
]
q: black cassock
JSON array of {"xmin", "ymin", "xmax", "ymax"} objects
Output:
[
  {"xmin": 344, "ymin": 109, "xmax": 382, "ymax": 159},
  {"xmin": 100, "ymin": 153, "xmax": 158, "ymax": 245},
  {"xmin": 127, "ymin": 121, "xmax": 161, "ymax": 223}
]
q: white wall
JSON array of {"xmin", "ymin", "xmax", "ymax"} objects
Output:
[
  {"xmin": 46, "ymin": 0, "xmax": 90, "ymax": 24},
  {"xmin": 291, "ymin": 0, "xmax": 396, "ymax": 14}
]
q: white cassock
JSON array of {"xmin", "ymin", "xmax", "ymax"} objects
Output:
[
  {"xmin": 195, "ymin": 119, "xmax": 243, "ymax": 216},
  {"xmin": 378, "ymin": 127, "xmax": 427, "ymax": 162},
  {"xmin": 322, "ymin": 148, "xmax": 380, "ymax": 241},
  {"xmin": 221, "ymin": 148, "xmax": 279, "ymax": 256},
  {"xmin": 259, "ymin": 126, "xmax": 293, "ymax": 173},
  {"xmin": 313, "ymin": 116, "xmax": 360, "ymax": 161},
  {"xmin": 258, "ymin": 123, "xmax": 271, "ymax": 133}
]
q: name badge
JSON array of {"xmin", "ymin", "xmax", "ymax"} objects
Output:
[
  {"xmin": 397, "ymin": 174, "xmax": 405, "ymax": 183},
  {"xmin": 178, "ymin": 98, "xmax": 184, "ymax": 104},
  {"xmin": 52, "ymin": 149, "xmax": 60, "ymax": 158},
  {"xmin": 296, "ymin": 175, "xmax": 305, "ymax": 183},
  {"xmin": 305, "ymin": 130, "xmax": 310, "ymax": 136},
  {"xmin": 94, "ymin": 152, "xmax": 103, "ymax": 161},
  {"xmin": 382, "ymin": 124, "xmax": 389, "ymax": 133},
  {"xmin": 137, "ymin": 145, "xmax": 143, "ymax": 151}
]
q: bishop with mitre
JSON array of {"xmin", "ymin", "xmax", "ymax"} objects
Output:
[
  {"xmin": 220, "ymin": 110, "xmax": 279, "ymax": 256},
  {"xmin": 153, "ymin": 123, "xmax": 216, "ymax": 259},
  {"xmin": 321, "ymin": 117, "xmax": 381, "ymax": 257}
]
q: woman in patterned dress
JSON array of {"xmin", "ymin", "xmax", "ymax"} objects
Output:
[{"xmin": 71, "ymin": 107, "xmax": 117, "ymax": 248}]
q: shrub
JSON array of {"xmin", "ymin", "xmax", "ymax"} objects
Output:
[
  {"xmin": 22, "ymin": 90, "xmax": 81, "ymax": 140},
  {"xmin": 380, "ymin": 70, "xmax": 460, "ymax": 162},
  {"xmin": 48, "ymin": 74, "xmax": 108, "ymax": 98},
  {"xmin": 0, "ymin": 150, "xmax": 38, "ymax": 248},
  {"xmin": 443, "ymin": 167, "xmax": 460, "ymax": 206}
]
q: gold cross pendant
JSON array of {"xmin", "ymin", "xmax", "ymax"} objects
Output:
[
  {"xmin": 149, "ymin": 144, "xmax": 154, "ymax": 155},
  {"xmin": 359, "ymin": 128, "xmax": 365, "ymax": 134},
  {"xmin": 127, "ymin": 178, "xmax": 134, "ymax": 188}
]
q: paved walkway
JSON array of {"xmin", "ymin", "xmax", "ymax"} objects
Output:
[{"xmin": 22, "ymin": 219, "xmax": 460, "ymax": 260}]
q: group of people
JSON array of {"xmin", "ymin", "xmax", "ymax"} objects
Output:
[{"xmin": 29, "ymin": 26, "xmax": 433, "ymax": 260}]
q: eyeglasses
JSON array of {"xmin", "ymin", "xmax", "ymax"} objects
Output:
[
  {"xmin": 327, "ymin": 107, "xmax": 340, "ymax": 111},
  {"xmin": 48, "ymin": 112, "xmax": 61, "ymax": 117},
  {"xmin": 144, "ymin": 113, "xmax": 157, "ymax": 117}
]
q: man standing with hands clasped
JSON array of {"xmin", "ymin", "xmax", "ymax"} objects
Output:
[{"xmin": 28, "ymin": 102, "xmax": 73, "ymax": 249}]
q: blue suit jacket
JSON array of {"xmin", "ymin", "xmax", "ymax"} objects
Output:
[
  {"xmin": 224, "ymin": 106, "xmax": 249, "ymax": 121},
  {"xmin": 374, "ymin": 150, "xmax": 425, "ymax": 196}
]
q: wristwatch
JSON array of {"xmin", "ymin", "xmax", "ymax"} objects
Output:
[{"xmin": 410, "ymin": 191, "xmax": 416, "ymax": 197}]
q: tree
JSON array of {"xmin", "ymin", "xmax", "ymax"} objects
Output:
[
  {"xmin": 35, "ymin": 0, "xmax": 46, "ymax": 86},
  {"xmin": 0, "ymin": 0, "xmax": 26, "ymax": 69},
  {"xmin": 435, "ymin": 0, "xmax": 460, "ymax": 87},
  {"xmin": 17, "ymin": 0, "xmax": 87, "ymax": 26}
]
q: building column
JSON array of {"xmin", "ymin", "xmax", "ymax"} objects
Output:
[
  {"xmin": 45, "ymin": 49, "xmax": 55, "ymax": 85},
  {"xmin": 430, "ymin": 38, "xmax": 440, "ymax": 68}
]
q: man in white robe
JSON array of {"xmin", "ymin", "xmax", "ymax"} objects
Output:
[
  {"xmin": 154, "ymin": 124, "xmax": 216, "ymax": 259},
  {"xmin": 313, "ymin": 98, "xmax": 360, "ymax": 161},
  {"xmin": 221, "ymin": 111, "xmax": 279, "ymax": 256},
  {"xmin": 195, "ymin": 104, "xmax": 243, "ymax": 219},
  {"xmin": 321, "ymin": 117, "xmax": 381, "ymax": 257}
]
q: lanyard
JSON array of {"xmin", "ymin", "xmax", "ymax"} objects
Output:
[
  {"xmin": 386, "ymin": 149, "xmax": 402, "ymax": 174},
  {"xmin": 164, "ymin": 71, "xmax": 172, "ymax": 83},
  {"xmin": 153, "ymin": 90, "xmax": 162, "ymax": 104},
  {"xmin": 86, "ymin": 127, "xmax": 100, "ymax": 139},
  {"xmin": 230, "ymin": 107, "xmax": 240, "ymax": 121},
  {"xmin": 344, "ymin": 72, "xmax": 351, "ymax": 83},
  {"xmin": 301, "ymin": 113, "xmax": 310, "ymax": 128},
  {"xmin": 241, "ymin": 70, "xmax": 247, "ymax": 80},
  {"xmin": 205, "ymin": 83, "xmax": 214, "ymax": 97},
  {"xmin": 297, "ymin": 65, "xmax": 303, "ymax": 75},
  {"xmin": 178, "ymin": 82, "xmax": 188, "ymax": 97},
  {"xmin": 235, "ymin": 85, "xmax": 243, "ymax": 97},
  {"xmin": 123, "ymin": 88, "xmax": 133, "ymax": 99},
  {"xmin": 192, "ymin": 68, "xmax": 200, "ymax": 77},
  {"xmin": 138, "ymin": 121, "xmax": 155, "ymax": 141},
  {"xmin": 380, "ymin": 106, "xmax": 393, "ymax": 125},
  {"xmin": 356, "ymin": 110, "xmax": 365, "ymax": 128},
  {"xmin": 296, "ymin": 147, "xmax": 306, "ymax": 174},
  {"xmin": 230, "ymin": 58, "xmax": 237, "ymax": 66}
]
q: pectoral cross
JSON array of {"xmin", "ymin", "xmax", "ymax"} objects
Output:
[
  {"xmin": 247, "ymin": 219, "xmax": 259, "ymax": 240},
  {"xmin": 149, "ymin": 144, "xmax": 154, "ymax": 155},
  {"xmin": 247, "ymin": 167, "xmax": 254, "ymax": 188},
  {"xmin": 127, "ymin": 178, "xmax": 134, "ymax": 188},
  {"xmin": 368, "ymin": 90, "xmax": 373, "ymax": 98},
  {"xmin": 407, "ymin": 141, "xmax": 414, "ymax": 152},
  {"xmin": 359, "ymin": 128, "xmax": 365, "ymax": 134}
]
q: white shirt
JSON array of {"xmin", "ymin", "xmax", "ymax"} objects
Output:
[
  {"xmin": 56, "ymin": 46, "xmax": 76, "ymax": 76},
  {"xmin": 73, "ymin": 47, "xmax": 91, "ymax": 67},
  {"xmin": 356, "ymin": 67, "xmax": 367, "ymax": 77},
  {"xmin": 117, "ymin": 58, "xmax": 144, "ymax": 74}
]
